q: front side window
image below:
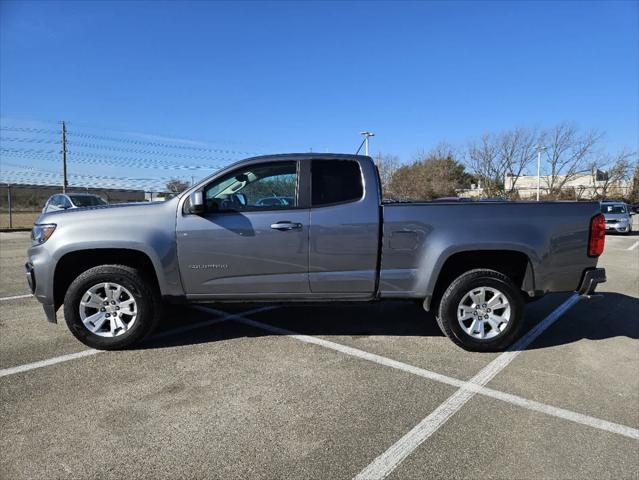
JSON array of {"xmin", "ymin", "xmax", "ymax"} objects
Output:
[
  {"xmin": 312, "ymin": 160, "xmax": 363, "ymax": 206},
  {"xmin": 203, "ymin": 161, "xmax": 298, "ymax": 213}
]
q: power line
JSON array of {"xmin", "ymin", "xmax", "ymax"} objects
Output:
[
  {"xmin": 2, "ymin": 126, "xmax": 256, "ymax": 158},
  {"xmin": 65, "ymin": 140, "xmax": 244, "ymax": 161},
  {"xmin": 1, "ymin": 167, "xmax": 192, "ymax": 187},
  {"xmin": 0, "ymin": 126, "xmax": 59, "ymax": 135},
  {"xmin": 0, "ymin": 137, "xmax": 61, "ymax": 144},
  {"xmin": 0, "ymin": 120, "xmax": 259, "ymax": 190},
  {"xmin": 66, "ymin": 130, "xmax": 258, "ymax": 155},
  {"xmin": 1, "ymin": 147, "xmax": 230, "ymax": 170}
]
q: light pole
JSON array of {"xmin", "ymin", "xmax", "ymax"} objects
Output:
[
  {"xmin": 359, "ymin": 131, "xmax": 375, "ymax": 156},
  {"xmin": 536, "ymin": 145, "xmax": 547, "ymax": 202}
]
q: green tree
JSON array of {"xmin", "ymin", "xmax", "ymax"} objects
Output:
[{"xmin": 388, "ymin": 145, "xmax": 473, "ymax": 201}]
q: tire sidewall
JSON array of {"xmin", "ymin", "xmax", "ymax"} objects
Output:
[
  {"xmin": 64, "ymin": 267, "xmax": 155, "ymax": 350},
  {"xmin": 440, "ymin": 272, "xmax": 524, "ymax": 351}
]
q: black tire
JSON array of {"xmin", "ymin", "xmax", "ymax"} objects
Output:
[
  {"xmin": 436, "ymin": 269, "xmax": 524, "ymax": 352},
  {"xmin": 63, "ymin": 264, "xmax": 161, "ymax": 350}
]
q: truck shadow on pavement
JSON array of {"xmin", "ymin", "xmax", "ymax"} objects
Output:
[
  {"xmin": 524, "ymin": 292, "xmax": 639, "ymax": 350},
  {"xmin": 606, "ymin": 231, "xmax": 639, "ymax": 237},
  {"xmin": 140, "ymin": 293, "xmax": 638, "ymax": 352}
]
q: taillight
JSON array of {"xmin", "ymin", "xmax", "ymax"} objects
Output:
[{"xmin": 588, "ymin": 213, "xmax": 605, "ymax": 257}]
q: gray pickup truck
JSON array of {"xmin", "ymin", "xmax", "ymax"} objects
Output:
[{"xmin": 26, "ymin": 154, "xmax": 607, "ymax": 351}]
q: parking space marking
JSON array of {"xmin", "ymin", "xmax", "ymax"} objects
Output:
[
  {"xmin": 0, "ymin": 349, "xmax": 100, "ymax": 378},
  {"xmin": 200, "ymin": 304, "xmax": 639, "ymax": 442},
  {"xmin": 0, "ymin": 306, "xmax": 272, "ymax": 378},
  {"xmin": 199, "ymin": 298, "xmax": 638, "ymax": 478},
  {"xmin": 627, "ymin": 240, "xmax": 639, "ymax": 251},
  {"xmin": 355, "ymin": 294, "xmax": 582, "ymax": 480},
  {"xmin": 0, "ymin": 294, "xmax": 33, "ymax": 302}
]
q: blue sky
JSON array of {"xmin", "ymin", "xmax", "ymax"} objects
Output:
[{"xmin": 0, "ymin": 0, "xmax": 637, "ymax": 188}]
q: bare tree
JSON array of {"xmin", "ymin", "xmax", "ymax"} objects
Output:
[
  {"xmin": 373, "ymin": 153, "xmax": 400, "ymax": 199},
  {"xmin": 540, "ymin": 123, "xmax": 602, "ymax": 198},
  {"xmin": 629, "ymin": 161, "xmax": 639, "ymax": 203},
  {"xmin": 588, "ymin": 149, "xmax": 635, "ymax": 200},
  {"xmin": 466, "ymin": 128, "xmax": 538, "ymax": 198},
  {"xmin": 165, "ymin": 178, "xmax": 190, "ymax": 193},
  {"xmin": 499, "ymin": 128, "xmax": 538, "ymax": 195}
]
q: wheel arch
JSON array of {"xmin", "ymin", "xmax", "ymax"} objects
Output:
[
  {"xmin": 425, "ymin": 249, "xmax": 534, "ymax": 312},
  {"xmin": 53, "ymin": 248, "xmax": 161, "ymax": 310}
]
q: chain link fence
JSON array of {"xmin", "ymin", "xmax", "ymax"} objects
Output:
[{"xmin": 0, "ymin": 184, "xmax": 168, "ymax": 229}]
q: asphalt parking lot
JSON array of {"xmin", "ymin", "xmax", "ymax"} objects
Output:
[{"xmin": 1, "ymin": 228, "xmax": 638, "ymax": 479}]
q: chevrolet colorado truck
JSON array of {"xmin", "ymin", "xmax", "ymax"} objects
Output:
[{"xmin": 26, "ymin": 154, "xmax": 607, "ymax": 351}]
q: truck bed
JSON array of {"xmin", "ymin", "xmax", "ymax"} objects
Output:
[{"xmin": 379, "ymin": 201, "xmax": 601, "ymax": 300}]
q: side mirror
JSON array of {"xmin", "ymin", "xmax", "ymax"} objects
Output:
[{"xmin": 187, "ymin": 191, "xmax": 205, "ymax": 215}]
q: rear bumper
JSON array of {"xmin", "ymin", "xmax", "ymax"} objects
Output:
[{"xmin": 576, "ymin": 268, "xmax": 606, "ymax": 296}]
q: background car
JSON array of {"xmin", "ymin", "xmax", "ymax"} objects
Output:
[
  {"xmin": 601, "ymin": 201, "xmax": 634, "ymax": 234},
  {"xmin": 42, "ymin": 193, "xmax": 108, "ymax": 213}
]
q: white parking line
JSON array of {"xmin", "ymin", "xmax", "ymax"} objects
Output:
[
  {"xmin": 0, "ymin": 349, "xmax": 100, "ymax": 377},
  {"xmin": 0, "ymin": 293, "xmax": 33, "ymax": 302},
  {"xmin": 355, "ymin": 294, "xmax": 582, "ymax": 480},
  {"xmin": 200, "ymin": 303, "xmax": 639, "ymax": 443},
  {"xmin": 0, "ymin": 306, "xmax": 272, "ymax": 378},
  {"xmin": 627, "ymin": 240, "xmax": 639, "ymax": 251}
]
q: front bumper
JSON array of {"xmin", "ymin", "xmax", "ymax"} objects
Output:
[
  {"xmin": 576, "ymin": 268, "xmax": 606, "ymax": 296},
  {"xmin": 25, "ymin": 261, "xmax": 57, "ymax": 323},
  {"xmin": 605, "ymin": 223, "xmax": 630, "ymax": 233},
  {"xmin": 25, "ymin": 262, "xmax": 35, "ymax": 293}
]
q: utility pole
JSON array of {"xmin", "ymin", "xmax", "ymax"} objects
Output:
[
  {"xmin": 536, "ymin": 145, "xmax": 547, "ymax": 202},
  {"xmin": 7, "ymin": 184, "xmax": 12, "ymax": 229},
  {"xmin": 357, "ymin": 131, "xmax": 375, "ymax": 156},
  {"xmin": 61, "ymin": 121, "xmax": 68, "ymax": 193}
]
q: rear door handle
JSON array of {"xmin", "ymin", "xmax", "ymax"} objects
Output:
[{"xmin": 270, "ymin": 221, "xmax": 302, "ymax": 231}]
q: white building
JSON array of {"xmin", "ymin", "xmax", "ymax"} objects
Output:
[{"xmin": 459, "ymin": 171, "xmax": 630, "ymax": 200}]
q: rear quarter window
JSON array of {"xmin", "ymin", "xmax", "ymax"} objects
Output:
[{"xmin": 311, "ymin": 160, "xmax": 363, "ymax": 207}]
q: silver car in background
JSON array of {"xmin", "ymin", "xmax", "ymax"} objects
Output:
[
  {"xmin": 601, "ymin": 201, "xmax": 634, "ymax": 234},
  {"xmin": 42, "ymin": 193, "xmax": 108, "ymax": 213}
]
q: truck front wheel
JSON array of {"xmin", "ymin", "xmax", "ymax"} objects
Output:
[
  {"xmin": 63, "ymin": 265, "xmax": 161, "ymax": 350},
  {"xmin": 436, "ymin": 269, "xmax": 524, "ymax": 352}
]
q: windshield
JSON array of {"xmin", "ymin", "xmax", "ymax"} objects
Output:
[
  {"xmin": 601, "ymin": 204, "xmax": 626, "ymax": 214},
  {"xmin": 69, "ymin": 195, "xmax": 107, "ymax": 207}
]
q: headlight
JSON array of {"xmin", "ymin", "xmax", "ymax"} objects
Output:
[{"xmin": 31, "ymin": 224, "xmax": 57, "ymax": 245}]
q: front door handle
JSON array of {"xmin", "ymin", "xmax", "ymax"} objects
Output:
[{"xmin": 270, "ymin": 221, "xmax": 302, "ymax": 231}]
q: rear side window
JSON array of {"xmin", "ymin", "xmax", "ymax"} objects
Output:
[{"xmin": 311, "ymin": 160, "xmax": 363, "ymax": 207}]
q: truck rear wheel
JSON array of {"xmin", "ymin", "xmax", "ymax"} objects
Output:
[
  {"xmin": 436, "ymin": 269, "xmax": 524, "ymax": 352},
  {"xmin": 63, "ymin": 265, "xmax": 161, "ymax": 350}
]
